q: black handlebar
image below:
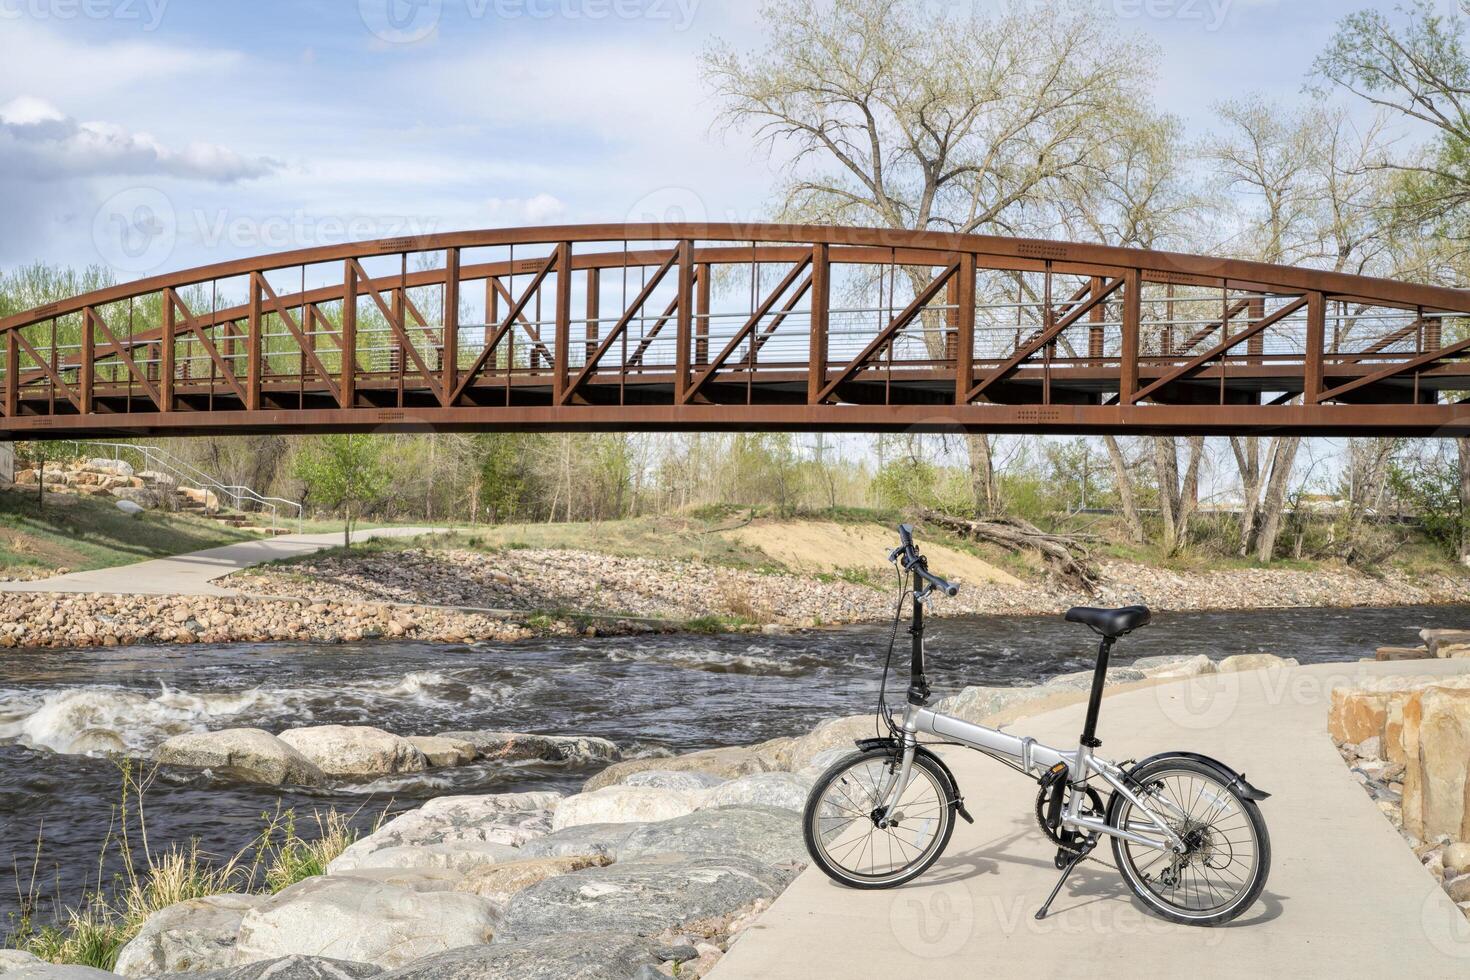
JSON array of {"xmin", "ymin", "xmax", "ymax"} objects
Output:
[{"xmin": 895, "ymin": 524, "xmax": 959, "ymax": 597}]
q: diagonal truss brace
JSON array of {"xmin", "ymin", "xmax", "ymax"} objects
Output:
[
  {"xmin": 967, "ymin": 276, "xmax": 1125, "ymax": 401},
  {"xmin": 86, "ymin": 307, "xmax": 162, "ymax": 409},
  {"xmin": 682, "ymin": 251, "xmax": 813, "ymax": 404},
  {"xmin": 560, "ymin": 249, "xmax": 679, "ymax": 405},
  {"xmin": 167, "ymin": 289, "xmax": 250, "ymax": 403},
  {"xmin": 253, "ymin": 273, "xmax": 344, "ymax": 407},
  {"xmin": 348, "ymin": 259, "xmax": 445, "ymax": 404},
  {"xmin": 450, "ymin": 250, "xmax": 560, "ymax": 404},
  {"xmin": 815, "ymin": 259, "xmax": 962, "ymax": 404},
  {"xmin": 1133, "ymin": 295, "xmax": 1308, "ymax": 403}
]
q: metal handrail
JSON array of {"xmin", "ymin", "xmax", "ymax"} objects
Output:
[{"xmin": 62, "ymin": 441, "xmax": 303, "ymax": 533}]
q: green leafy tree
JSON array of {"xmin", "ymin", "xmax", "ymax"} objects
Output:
[
  {"xmin": 292, "ymin": 435, "xmax": 390, "ymax": 548},
  {"xmin": 1388, "ymin": 450, "xmax": 1468, "ymax": 560}
]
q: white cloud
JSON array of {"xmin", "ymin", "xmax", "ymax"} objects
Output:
[
  {"xmin": 486, "ymin": 193, "xmax": 567, "ymax": 225},
  {"xmin": 0, "ymin": 96, "xmax": 279, "ymax": 183}
]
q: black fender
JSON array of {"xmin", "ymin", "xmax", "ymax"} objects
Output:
[
  {"xmin": 1122, "ymin": 751, "xmax": 1271, "ymax": 802},
  {"xmin": 852, "ymin": 737, "xmax": 974, "ymax": 823}
]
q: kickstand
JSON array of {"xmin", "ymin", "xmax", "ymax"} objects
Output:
[{"xmin": 1034, "ymin": 852, "xmax": 1085, "ymax": 921}]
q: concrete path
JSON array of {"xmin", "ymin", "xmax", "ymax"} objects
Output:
[
  {"xmin": 0, "ymin": 526, "xmax": 447, "ymax": 596},
  {"xmin": 715, "ymin": 659, "xmax": 1470, "ymax": 978}
]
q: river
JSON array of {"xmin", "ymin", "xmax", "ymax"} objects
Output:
[{"xmin": 0, "ymin": 604, "xmax": 1461, "ymax": 925}]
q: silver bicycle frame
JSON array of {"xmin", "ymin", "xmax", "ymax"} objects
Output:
[{"xmin": 876, "ymin": 702, "xmax": 1187, "ymax": 853}]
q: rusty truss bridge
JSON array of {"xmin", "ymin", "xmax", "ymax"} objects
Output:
[{"xmin": 3, "ymin": 223, "xmax": 1470, "ymax": 440}]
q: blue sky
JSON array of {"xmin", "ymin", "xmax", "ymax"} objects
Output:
[{"xmin": 0, "ymin": 0, "xmax": 1433, "ymax": 277}]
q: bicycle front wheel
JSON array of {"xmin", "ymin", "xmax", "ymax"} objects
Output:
[{"xmin": 803, "ymin": 747, "xmax": 956, "ymax": 889}]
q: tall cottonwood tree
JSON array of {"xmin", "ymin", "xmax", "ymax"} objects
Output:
[{"xmin": 702, "ymin": 0, "xmax": 1154, "ymax": 516}]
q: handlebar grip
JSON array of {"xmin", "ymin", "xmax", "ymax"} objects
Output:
[{"xmin": 917, "ymin": 566, "xmax": 960, "ymax": 598}]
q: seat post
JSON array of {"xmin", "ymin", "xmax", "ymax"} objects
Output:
[{"xmin": 1079, "ymin": 634, "xmax": 1114, "ymax": 749}]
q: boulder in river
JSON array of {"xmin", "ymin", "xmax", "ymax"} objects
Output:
[
  {"xmin": 1129, "ymin": 654, "xmax": 1216, "ymax": 678},
  {"xmin": 190, "ymin": 956, "xmax": 381, "ymax": 980},
  {"xmin": 516, "ymin": 822, "xmax": 643, "ymax": 862},
  {"xmin": 583, "ymin": 744, "xmax": 774, "ymax": 792},
  {"xmin": 329, "ymin": 842, "xmax": 522, "ymax": 876},
  {"xmin": 156, "ymin": 729, "xmax": 327, "ymax": 787},
  {"xmin": 438, "ymin": 730, "xmax": 620, "ymax": 765},
  {"xmin": 0, "ymin": 950, "xmax": 43, "ymax": 974},
  {"xmin": 623, "ymin": 770, "xmax": 728, "ymax": 791},
  {"xmin": 551, "ymin": 786, "xmax": 706, "ymax": 831},
  {"xmin": 772, "ymin": 715, "xmax": 877, "ymax": 771},
  {"xmin": 402, "ymin": 736, "xmax": 476, "ymax": 767},
  {"xmin": 700, "ymin": 772, "xmax": 813, "ymax": 813},
  {"xmin": 931, "ymin": 685, "xmax": 1048, "ymax": 726},
  {"xmin": 115, "ymin": 893, "xmax": 265, "ymax": 976},
  {"xmin": 277, "ymin": 726, "xmax": 428, "ymax": 778},
  {"xmin": 455, "ymin": 854, "xmax": 611, "ymax": 912},
  {"xmin": 619, "ymin": 806, "xmax": 807, "ymax": 867},
  {"xmin": 233, "ymin": 876, "xmax": 496, "ymax": 969},
  {"xmin": 329, "ymin": 792, "xmax": 560, "ymax": 873},
  {"xmin": 374, "ymin": 932, "xmax": 656, "ymax": 980},
  {"xmin": 1217, "ymin": 653, "xmax": 1299, "ymax": 673},
  {"xmin": 495, "ymin": 855, "xmax": 793, "ymax": 942}
]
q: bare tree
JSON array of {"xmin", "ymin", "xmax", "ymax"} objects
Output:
[{"xmin": 703, "ymin": 0, "xmax": 1154, "ymax": 514}]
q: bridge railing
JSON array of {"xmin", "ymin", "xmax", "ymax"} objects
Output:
[{"xmin": 4, "ymin": 223, "xmax": 1470, "ymax": 437}]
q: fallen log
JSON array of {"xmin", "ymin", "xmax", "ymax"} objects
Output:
[{"xmin": 921, "ymin": 510, "xmax": 1101, "ymax": 594}]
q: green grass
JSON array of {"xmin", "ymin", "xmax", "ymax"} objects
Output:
[
  {"xmin": 8, "ymin": 762, "xmax": 370, "ymax": 969},
  {"xmin": 0, "ymin": 489, "xmax": 260, "ymax": 577}
]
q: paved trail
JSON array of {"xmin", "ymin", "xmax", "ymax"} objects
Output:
[
  {"xmin": 0, "ymin": 527, "xmax": 447, "ymax": 596},
  {"xmin": 714, "ymin": 659, "xmax": 1470, "ymax": 978}
]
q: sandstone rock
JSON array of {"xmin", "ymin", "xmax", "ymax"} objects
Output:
[
  {"xmin": 1217, "ymin": 653, "xmax": 1299, "ymax": 673},
  {"xmin": 1421, "ymin": 629, "xmax": 1470, "ymax": 657},
  {"xmin": 373, "ymin": 932, "xmax": 655, "ymax": 980},
  {"xmin": 85, "ymin": 457, "xmax": 134, "ymax": 478},
  {"xmin": 551, "ymin": 786, "xmax": 707, "ymax": 832},
  {"xmin": 1376, "ymin": 646, "xmax": 1430, "ymax": 662},
  {"xmin": 116, "ymin": 499, "xmax": 146, "ymax": 517},
  {"xmin": 277, "ymin": 726, "xmax": 428, "ymax": 778},
  {"xmin": 157, "ymin": 729, "xmax": 326, "ymax": 787},
  {"xmin": 1329, "ymin": 689, "xmax": 1394, "ymax": 746},
  {"xmin": 190, "ymin": 955, "xmax": 381, "ymax": 980},
  {"xmin": 700, "ymin": 772, "xmax": 813, "ymax": 813},
  {"xmin": 403, "ymin": 736, "xmax": 476, "ymax": 768},
  {"xmin": 1442, "ymin": 644, "xmax": 1470, "ymax": 660},
  {"xmin": 113, "ymin": 487, "xmax": 160, "ymax": 510},
  {"xmin": 328, "ymin": 792, "xmax": 559, "ymax": 873},
  {"xmin": 584, "ymin": 745, "xmax": 773, "ymax": 792},
  {"xmin": 1445, "ymin": 842, "xmax": 1470, "ymax": 876},
  {"xmin": 620, "ymin": 807, "xmax": 807, "ymax": 867},
  {"xmin": 233, "ymin": 876, "xmax": 496, "ymax": 969},
  {"xmin": 1403, "ymin": 687, "xmax": 1470, "ymax": 842},
  {"xmin": 1447, "ymin": 874, "xmax": 1470, "ymax": 904},
  {"xmin": 439, "ymin": 731, "xmax": 619, "ymax": 765},
  {"xmin": 1129, "ymin": 654, "xmax": 1216, "ymax": 678},
  {"xmin": 517, "ymin": 822, "xmax": 643, "ymax": 862},
  {"xmin": 495, "ymin": 856, "xmax": 793, "ymax": 942},
  {"xmin": 455, "ymin": 854, "xmax": 611, "ymax": 911},
  {"xmin": 624, "ymin": 770, "xmax": 728, "ymax": 791},
  {"xmin": 115, "ymin": 893, "xmax": 265, "ymax": 976}
]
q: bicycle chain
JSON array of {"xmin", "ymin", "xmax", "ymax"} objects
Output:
[{"xmin": 1034, "ymin": 781, "xmax": 1109, "ymax": 864}]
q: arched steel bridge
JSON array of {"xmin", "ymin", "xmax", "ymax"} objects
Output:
[{"xmin": 4, "ymin": 223, "xmax": 1470, "ymax": 440}]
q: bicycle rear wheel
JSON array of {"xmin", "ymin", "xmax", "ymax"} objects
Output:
[
  {"xmin": 1108, "ymin": 756, "xmax": 1270, "ymax": 925},
  {"xmin": 803, "ymin": 747, "xmax": 956, "ymax": 889}
]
